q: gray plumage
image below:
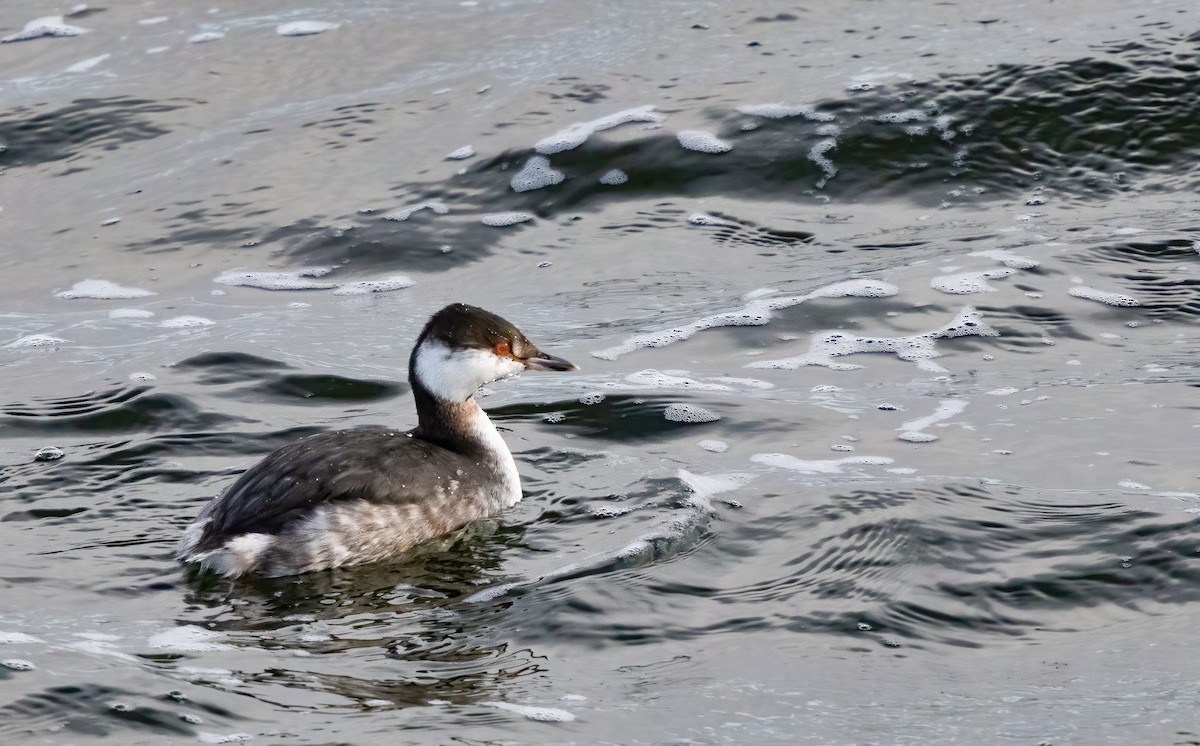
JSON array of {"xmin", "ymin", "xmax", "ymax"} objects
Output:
[{"xmin": 176, "ymin": 303, "xmax": 576, "ymax": 577}]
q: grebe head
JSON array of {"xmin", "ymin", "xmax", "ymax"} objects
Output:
[{"xmin": 410, "ymin": 303, "xmax": 577, "ymax": 403}]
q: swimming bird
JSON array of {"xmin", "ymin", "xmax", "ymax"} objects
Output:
[{"xmin": 177, "ymin": 303, "xmax": 577, "ymax": 577}]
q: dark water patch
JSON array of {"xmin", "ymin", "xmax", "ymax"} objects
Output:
[
  {"xmin": 490, "ymin": 395, "xmax": 728, "ymax": 441},
  {"xmin": 0, "ymin": 683, "xmax": 197, "ymax": 739},
  {"xmin": 0, "ymin": 97, "xmax": 192, "ymax": 170},
  {"xmin": 973, "ymin": 305, "xmax": 1094, "ymax": 342},
  {"xmin": 0, "ymin": 387, "xmax": 243, "ymax": 436},
  {"xmin": 246, "ymin": 374, "xmax": 405, "ymax": 404},
  {"xmin": 103, "ymin": 35, "xmax": 1200, "ymax": 275},
  {"xmin": 172, "ymin": 351, "xmax": 292, "ymax": 384}
]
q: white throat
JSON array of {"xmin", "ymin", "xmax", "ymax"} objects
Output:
[{"xmin": 413, "ymin": 339, "xmax": 525, "ymax": 403}]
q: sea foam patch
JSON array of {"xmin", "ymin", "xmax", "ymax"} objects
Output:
[
  {"xmin": 898, "ymin": 399, "xmax": 968, "ymax": 442},
  {"xmin": 214, "ymin": 267, "xmax": 337, "ymax": 290},
  {"xmin": 381, "ymin": 201, "xmax": 448, "ymax": 221},
  {"xmin": 511, "ymin": 156, "xmax": 564, "ymax": 192},
  {"xmin": 534, "ymin": 105, "xmax": 664, "ymax": 154},
  {"xmin": 930, "ymin": 268, "xmax": 1016, "ymax": 295},
  {"xmin": 3, "ymin": 335, "xmax": 68, "ymax": 349},
  {"xmin": 1068, "ymin": 286, "xmax": 1141, "ymax": 307},
  {"xmin": 2, "ymin": 16, "xmax": 88, "ymax": 42},
  {"xmin": 592, "ymin": 279, "xmax": 899, "ymax": 360},
  {"xmin": 276, "ymin": 21, "xmax": 339, "ymax": 36},
  {"xmin": 481, "ymin": 212, "xmax": 533, "ymax": 227},
  {"xmin": 331, "ymin": 275, "xmax": 414, "ymax": 295},
  {"xmin": 677, "ymin": 130, "xmax": 732, "ymax": 154},
  {"xmin": 751, "ymin": 453, "xmax": 894, "ymax": 474},
  {"xmin": 737, "ymin": 103, "xmax": 836, "ymax": 122},
  {"xmin": 748, "ymin": 306, "xmax": 999, "ymax": 373},
  {"xmin": 56, "ymin": 280, "xmax": 156, "ymax": 300}
]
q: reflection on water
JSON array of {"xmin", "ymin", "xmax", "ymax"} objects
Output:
[{"xmin": 1, "ymin": 0, "xmax": 1199, "ymax": 743}]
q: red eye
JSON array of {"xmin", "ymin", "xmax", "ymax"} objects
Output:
[{"xmin": 495, "ymin": 341, "xmax": 511, "ymax": 357}]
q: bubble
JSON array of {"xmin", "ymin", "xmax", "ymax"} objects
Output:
[
  {"xmin": 899, "ymin": 431, "xmax": 938, "ymax": 443},
  {"xmin": 677, "ymin": 130, "xmax": 732, "ymax": 154},
  {"xmin": 830, "ymin": 444, "xmax": 855, "ymax": 452},
  {"xmin": 579, "ymin": 393, "xmax": 605, "ymax": 405},
  {"xmin": 108, "ymin": 308, "xmax": 155, "ymax": 319},
  {"xmin": 663, "ymin": 403, "xmax": 720, "ymax": 423},
  {"xmin": 56, "ymin": 279, "xmax": 155, "ymax": 300},
  {"xmin": 445, "ymin": 145, "xmax": 475, "ymax": 160},
  {"xmin": 543, "ymin": 412, "xmax": 566, "ymax": 423},
  {"xmin": 5, "ymin": 659, "xmax": 39, "ymax": 672},
  {"xmin": 34, "ymin": 446, "xmax": 64, "ymax": 461},
  {"xmin": 481, "ymin": 211, "xmax": 534, "ymax": 227},
  {"xmin": 129, "ymin": 372, "xmax": 156, "ymax": 382},
  {"xmin": 697, "ymin": 439, "xmax": 729, "ymax": 453},
  {"xmin": 511, "ymin": 156, "xmax": 564, "ymax": 192},
  {"xmin": 276, "ymin": 21, "xmax": 339, "ymax": 36}
]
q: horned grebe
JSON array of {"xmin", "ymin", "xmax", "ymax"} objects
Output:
[{"xmin": 177, "ymin": 303, "xmax": 577, "ymax": 577}]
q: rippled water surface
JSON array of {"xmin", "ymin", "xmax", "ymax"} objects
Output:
[{"xmin": 2, "ymin": 1, "xmax": 1199, "ymax": 743}]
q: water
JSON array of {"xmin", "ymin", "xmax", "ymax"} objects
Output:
[{"xmin": 2, "ymin": 1, "xmax": 1198, "ymax": 743}]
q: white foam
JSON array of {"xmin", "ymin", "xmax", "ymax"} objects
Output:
[
  {"xmin": 331, "ymin": 275, "xmax": 414, "ymax": 295},
  {"xmin": 593, "ymin": 279, "xmax": 899, "ymax": 360},
  {"xmin": 697, "ymin": 439, "xmax": 729, "ymax": 453},
  {"xmin": 2, "ymin": 16, "xmax": 88, "ymax": 42},
  {"xmin": 481, "ymin": 211, "xmax": 533, "ymax": 227},
  {"xmin": 534, "ymin": 105, "xmax": 664, "ymax": 155},
  {"xmin": 108, "ymin": 308, "xmax": 155, "ymax": 319},
  {"xmin": 737, "ymin": 103, "xmax": 835, "ymax": 122},
  {"xmin": 214, "ymin": 267, "xmax": 336, "ymax": 291},
  {"xmin": 139, "ymin": 17, "xmax": 169, "ymax": 25},
  {"xmin": 663, "ymin": 403, "xmax": 720, "ymax": 423},
  {"xmin": 579, "ymin": 393, "xmax": 605, "ymax": 405},
  {"xmin": 599, "ymin": 168, "xmax": 629, "ymax": 185},
  {"xmin": 511, "ymin": 155, "xmax": 564, "ymax": 192},
  {"xmin": 381, "ymin": 201, "xmax": 448, "ymax": 221},
  {"xmin": 1068, "ymin": 286, "xmax": 1140, "ymax": 307},
  {"xmin": 4, "ymin": 334, "xmax": 68, "ymax": 349},
  {"xmin": 276, "ymin": 21, "xmax": 339, "ymax": 36},
  {"xmin": 930, "ymin": 268, "xmax": 1015, "ymax": 295},
  {"xmin": 148, "ymin": 626, "xmax": 234, "ymax": 652},
  {"xmin": 751, "ymin": 453, "xmax": 894, "ymax": 474},
  {"xmin": 57, "ymin": 279, "xmax": 156, "ymax": 300},
  {"xmin": 677, "ymin": 130, "xmax": 732, "ymax": 154},
  {"xmin": 2, "ymin": 659, "xmax": 35, "ymax": 671},
  {"xmin": 748, "ymin": 306, "xmax": 999, "ymax": 374},
  {"xmin": 160, "ymin": 315, "xmax": 215, "ymax": 328},
  {"xmin": 679, "ymin": 470, "xmax": 753, "ymax": 500},
  {"xmin": 188, "ymin": 32, "xmax": 224, "ymax": 43},
  {"xmin": 198, "ymin": 733, "xmax": 254, "ymax": 744},
  {"xmin": 100, "ymin": 217, "xmax": 121, "ymax": 226},
  {"xmin": 65, "ymin": 53, "xmax": 109, "ymax": 72},
  {"xmin": 445, "ymin": 145, "xmax": 475, "ymax": 160},
  {"xmin": 899, "ymin": 399, "xmax": 967, "ymax": 442},
  {"xmin": 969, "ymin": 249, "xmax": 1039, "ymax": 269},
  {"xmin": 484, "ymin": 701, "xmax": 576, "ymax": 722},
  {"xmin": 808, "ymin": 138, "xmax": 838, "ymax": 181}
]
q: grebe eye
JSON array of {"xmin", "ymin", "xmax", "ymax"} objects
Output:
[{"xmin": 495, "ymin": 341, "xmax": 511, "ymax": 357}]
